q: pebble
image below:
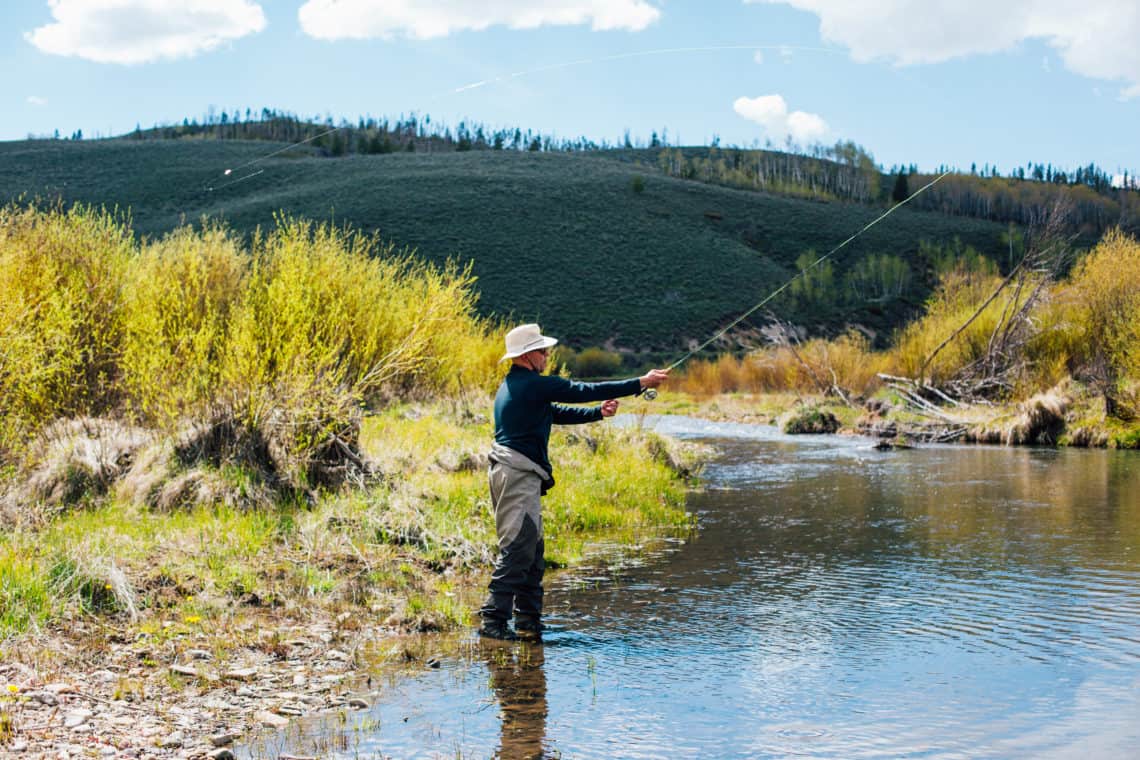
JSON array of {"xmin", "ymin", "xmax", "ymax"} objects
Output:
[
  {"xmin": 45, "ymin": 682, "xmax": 77, "ymax": 694},
  {"xmin": 170, "ymin": 664, "xmax": 199, "ymax": 677},
  {"xmin": 255, "ymin": 710, "xmax": 291, "ymax": 729},
  {"xmin": 30, "ymin": 690, "xmax": 59, "ymax": 706},
  {"xmin": 347, "ymin": 698, "xmax": 370, "ymax": 709},
  {"xmin": 326, "ymin": 649, "xmax": 350, "ymax": 661},
  {"xmin": 224, "ymin": 668, "xmax": 258, "ymax": 681},
  {"xmin": 210, "ymin": 750, "xmax": 236, "ymax": 760},
  {"xmin": 64, "ymin": 709, "xmax": 94, "ymax": 728},
  {"xmin": 187, "ymin": 649, "xmax": 213, "ymax": 660},
  {"xmin": 157, "ymin": 731, "xmax": 184, "ymax": 748},
  {"xmin": 10, "ymin": 740, "xmax": 28, "ymax": 753},
  {"xmin": 209, "ymin": 732, "xmax": 240, "ymax": 747}
]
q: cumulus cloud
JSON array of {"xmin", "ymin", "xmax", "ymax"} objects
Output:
[
  {"xmin": 27, "ymin": 95, "xmax": 48, "ymax": 106},
  {"xmin": 733, "ymin": 94, "xmax": 828, "ymax": 143},
  {"xmin": 749, "ymin": 0, "xmax": 1140, "ymax": 99},
  {"xmin": 26, "ymin": 0, "xmax": 266, "ymax": 64},
  {"xmin": 298, "ymin": 0, "xmax": 660, "ymax": 40}
]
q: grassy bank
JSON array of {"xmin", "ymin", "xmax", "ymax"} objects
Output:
[{"xmin": 0, "ymin": 402, "xmax": 696, "ymax": 641}]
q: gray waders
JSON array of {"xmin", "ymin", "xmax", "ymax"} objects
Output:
[{"xmin": 479, "ymin": 443, "xmax": 552, "ymax": 626}]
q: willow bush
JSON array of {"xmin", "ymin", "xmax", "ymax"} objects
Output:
[
  {"xmin": 0, "ymin": 203, "xmax": 502, "ymax": 482},
  {"xmin": 0, "ymin": 204, "xmax": 131, "ymax": 452},
  {"xmin": 1062, "ymin": 228, "xmax": 1140, "ymax": 412},
  {"xmin": 119, "ymin": 224, "xmax": 246, "ymax": 424}
]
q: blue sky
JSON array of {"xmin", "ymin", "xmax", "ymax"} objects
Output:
[{"xmin": 3, "ymin": 1, "xmax": 1138, "ymax": 179}]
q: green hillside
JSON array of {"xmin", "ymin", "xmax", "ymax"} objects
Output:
[{"xmin": 1, "ymin": 138, "xmax": 1009, "ymax": 356}]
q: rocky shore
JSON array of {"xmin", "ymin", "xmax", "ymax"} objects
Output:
[{"xmin": 0, "ymin": 616, "xmax": 422, "ymax": 759}]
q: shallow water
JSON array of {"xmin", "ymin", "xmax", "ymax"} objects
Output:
[{"xmin": 248, "ymin": 417, "xmax": 1140, "ymax": 759}]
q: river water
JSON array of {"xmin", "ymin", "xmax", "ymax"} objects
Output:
[{"xmin": 250, "ymin": 417, "xmax": 1140, "ymax": 759}]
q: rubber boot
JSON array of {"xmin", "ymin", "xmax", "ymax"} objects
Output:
[
  {"xmin": 478, "ymin": 617, "xmax": 518, "ymax": 641},
  {"xmin": 514, "ymin": 614, "xmax": 544, "ymax": 642}
]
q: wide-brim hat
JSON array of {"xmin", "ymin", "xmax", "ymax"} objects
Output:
[{"xmin": 501, "ymin": 323, "xmax": 558, "ymax": 361}]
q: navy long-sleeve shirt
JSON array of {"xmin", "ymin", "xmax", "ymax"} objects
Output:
[{"xmin": 493, "ymin": 366, "xmax": 643, "ymax": 480}]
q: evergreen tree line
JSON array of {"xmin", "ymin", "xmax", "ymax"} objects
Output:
[{"xmin": 121, "ymin": 108, "xmax": 618, "ymax": 155}]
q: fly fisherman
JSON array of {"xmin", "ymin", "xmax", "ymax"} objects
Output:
[{"xmin": 478, "ymin": 324, "xmax": 669, "ymax": 641}]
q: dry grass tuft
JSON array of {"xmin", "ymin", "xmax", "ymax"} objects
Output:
[
  {"xmin": 1007, "ymin": 389, "xmax": 1069, "ymax": 445},
  {"xmin": 2, "ymin": 418, "xmax": 149, "ymax": 524},
  {"xmin": 971, "ymin": 387, "xmax": 1070, "ymax": 445},
  {"xmin": 781, "ymin": 405, "xmax": 841, "ymax": 435}
]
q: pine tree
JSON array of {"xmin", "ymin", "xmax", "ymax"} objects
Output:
[{"xmin": 891, "ymin": 170, "xmax": 909, "ymax": 202}]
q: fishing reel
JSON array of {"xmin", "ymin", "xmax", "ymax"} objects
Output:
[{"xmin": 642, "ymin": 388, "xmax": 658, "ymax": 401}]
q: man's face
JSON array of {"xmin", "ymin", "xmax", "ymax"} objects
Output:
[{"xmin": 527, "ymin": 347, "xmax": 549, "ymax": 372}]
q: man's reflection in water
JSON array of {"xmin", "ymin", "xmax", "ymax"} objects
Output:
[{"xmin": 480, "ymin": 642, "xmax": 549, "ymax": 759}]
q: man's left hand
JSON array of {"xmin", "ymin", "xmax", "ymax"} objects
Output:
[{"xmin": 600, "ymin": 399, "xmax": 619, "ymax": 417}]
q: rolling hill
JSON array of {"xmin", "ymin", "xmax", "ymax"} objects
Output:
[{"xmin": 0, "ymin": 138, "xmax": 1010, "ymax": 358}]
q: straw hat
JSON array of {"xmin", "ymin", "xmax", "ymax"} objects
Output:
[{"xmin": 501, "ymin": 323, "xmax": 558, "ymax": 361}]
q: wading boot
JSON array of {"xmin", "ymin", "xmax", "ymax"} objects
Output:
[
  {"xmin": 478, "ymin": 618, "xmax": 518, "ymax": 641},
  {"xmin": 514, "ymin": 615, "xmax": 544, "ymax": 642}
]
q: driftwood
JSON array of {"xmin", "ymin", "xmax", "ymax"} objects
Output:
[{"xmin": 915, "ymin": 197, "xmax": 1076, "ymax": 402}]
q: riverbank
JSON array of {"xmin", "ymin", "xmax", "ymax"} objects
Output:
[
  {"xmin": 654, "ymin": 381, "xmax": 1140, "ymax": 449},
  {"xmin": 0, "ymin": 400, "xmax": 701, "ymax": 757}
]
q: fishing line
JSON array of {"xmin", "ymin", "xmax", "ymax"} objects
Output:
[
  {"xmin": 440, "ymin": 43, "xmax": 845, "ymax": 98},
  {"xmin": 205, "ymin": 126, "xmax": 340, "ymax": 192},
  {"xmin": 661, "ymin": 171, "xmax": 951, "ymax": 375}
]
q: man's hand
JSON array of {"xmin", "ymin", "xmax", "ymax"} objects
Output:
[
  {"xmin": 600, "ymin": 399, "xmax": 619, "ymax": 417},
  {"xmin": 639, "ymin": 368, "xmax": 670, "ymax": 389}
]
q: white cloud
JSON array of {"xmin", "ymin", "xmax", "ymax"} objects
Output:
[
  {"xmin": 1112, "ymin": 173, "xmax": 1138, "ymax": 189},
  {"xmin": 298, "ymin": 0, "xmax": 660, "ymax": 41},
  {"xmin": 27, "ymin": 95, "xmax": 48, "ymax": 106},
  {"xmin": 753, "ymin": 49, "xmax": 764, "ymax": 64},
  {"xmin": 26, "ymin": 0, "xmax": 266, "ymax": 65},
  {"xmin": 749, "ymin": 0, "xmax": 1140, "ymax": 99},
  {"xmin": 733, "ymin": 94, "xmax": 829, "ymax": 143}
]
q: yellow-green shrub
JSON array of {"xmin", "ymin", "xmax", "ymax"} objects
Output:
[
  {"xmin": 1066, "ymin": 228, "xmax": 1140, "ymax": 384},
  {"xmin": 119, "ymin": 224, "xmax": 246, "ymax": 424},
  {"xmin": 891, "ymin": 269, "xmax": 1013, "ymax": 385},
  {"xmin": 1, "ymin": 204, "xmax": 502, "ymax": 484},
  {"xmin": 0, "ymin": 203, "xmax": 131, "ymax": 451}
]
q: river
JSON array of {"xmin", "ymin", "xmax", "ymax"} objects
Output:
[{"xmin": 243, "ymin": 416, "xmax": 1140, "ymax": 759}]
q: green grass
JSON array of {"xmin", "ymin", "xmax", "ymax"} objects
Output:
[
  {"xmin": 0, "ymin": 402, "xmax": 696, "ymax": 639},
  {"xmin": 0, "ymin": 139, "xmax": 1009, "ymax": 354}
]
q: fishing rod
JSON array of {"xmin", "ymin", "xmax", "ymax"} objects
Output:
[{"xmin": 640, "ymin": 171, "xmax": 950, "ymax": 401}]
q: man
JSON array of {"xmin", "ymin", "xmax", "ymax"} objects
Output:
[{"xmin": 478, "ymin": 323, "xmax": 669, "ymax": 641}]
